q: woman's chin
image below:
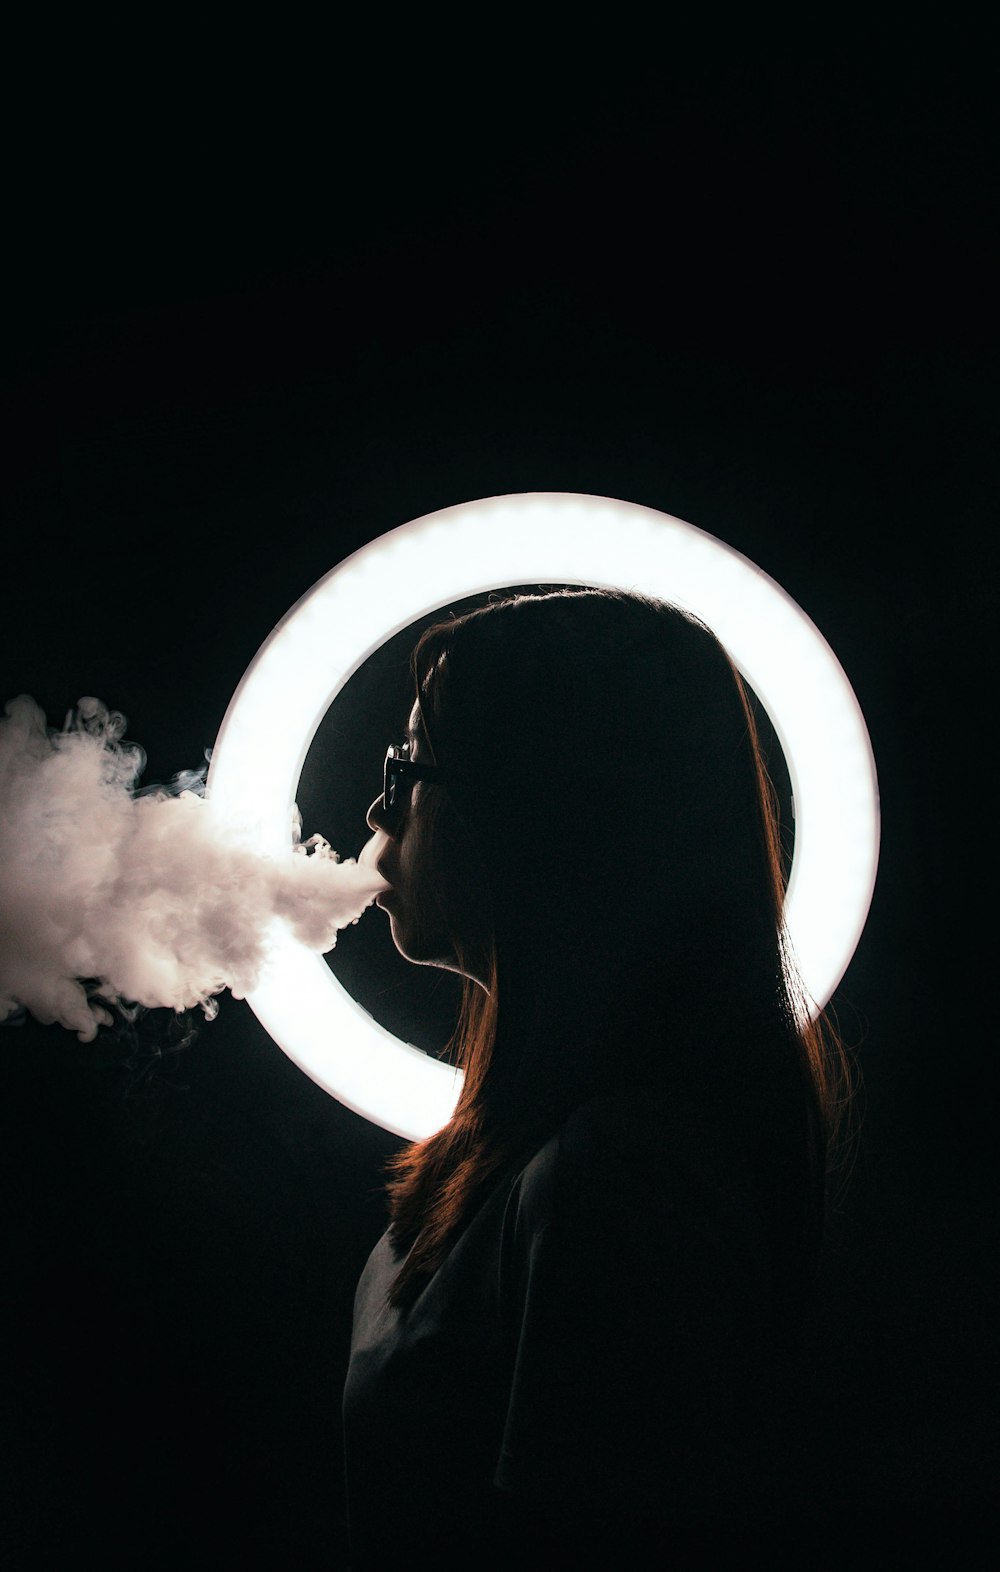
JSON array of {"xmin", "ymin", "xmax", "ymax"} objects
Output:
[{"xmin": 381, "ymin": 907, "xmax": 420, "ymax": 964}]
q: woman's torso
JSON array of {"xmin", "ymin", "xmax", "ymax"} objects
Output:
[{"xmin": 342, "ymin": 1080, "xmax": 810, "ymax": 1566}]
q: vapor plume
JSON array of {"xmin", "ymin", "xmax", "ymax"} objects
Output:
[{"xmin": 0, "ymin": 695, "xmax": 387, "ymax": 1041}]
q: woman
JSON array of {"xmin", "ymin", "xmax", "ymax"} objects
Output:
[{"xmin": 343, "ymin": 589, "xmax": 855, "ymax": 1568}]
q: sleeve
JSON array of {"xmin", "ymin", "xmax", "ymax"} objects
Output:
[{"xmin": 493, "ymin": 1106, "xmax": 768, "ymax": 1540}]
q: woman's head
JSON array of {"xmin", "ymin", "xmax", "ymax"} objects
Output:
[{"xmin": 370, "ymin": 589, "xmax": 791, "ymax": 1048}]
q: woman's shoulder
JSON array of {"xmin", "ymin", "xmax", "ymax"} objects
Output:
[
  {"xmin": 512, "ymin": 1080, "xmax": 762, "ymax": 1248},
  {"xmin": 499, "ymin": 1082, "xmax": 778, "ymax": 1368}
]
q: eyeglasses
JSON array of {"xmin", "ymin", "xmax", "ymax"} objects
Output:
[{"xmin": 383, "ymin": 743, "xmax": 445, "ymax": 813}]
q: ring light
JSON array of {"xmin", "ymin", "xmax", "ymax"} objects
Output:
[{"xmin": 207, "ymin": 494, "xmax": 880, "ymax": 1139}]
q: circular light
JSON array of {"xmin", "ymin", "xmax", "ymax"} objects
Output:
[{"xmin": 207, "ymin": 494, "xmax": 880, "ymax": 1140}]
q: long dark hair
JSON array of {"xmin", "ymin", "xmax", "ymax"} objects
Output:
[{"xmin": 384, "ymin": 589, "xmax": 858, "ymax": 1312}]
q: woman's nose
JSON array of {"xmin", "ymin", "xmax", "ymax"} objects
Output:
[{"xmin": 367, "ymin": 794, "xmax": 394, "ymax": 836}]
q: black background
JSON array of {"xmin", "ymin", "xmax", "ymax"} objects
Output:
[{"xmin": 2, "ymin": 36, "xmax": 997, "ymax": 1568}]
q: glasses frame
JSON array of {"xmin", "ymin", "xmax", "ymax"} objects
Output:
[{"xmin": 383, "ymin": 743, "xmax": 444, "ymax": 813}]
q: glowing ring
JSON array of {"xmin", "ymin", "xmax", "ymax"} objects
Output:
[{"xmin": 208, "ymin": 494, "xmax": 880, "ymax": 1140}]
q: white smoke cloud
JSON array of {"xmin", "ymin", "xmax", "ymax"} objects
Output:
[{"xmin": 0, "ymin": 694, "xmax": 387, "ymax": 1041}]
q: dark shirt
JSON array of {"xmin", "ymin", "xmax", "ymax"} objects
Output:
[{"xmin": 343, "ymin": 1082, "xmax": 805, "ymax": 1568}]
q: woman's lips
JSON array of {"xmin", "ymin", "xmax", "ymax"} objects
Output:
[{"xmin": 360, "ymin": 835, "xmax": 394, "ymax": 906}]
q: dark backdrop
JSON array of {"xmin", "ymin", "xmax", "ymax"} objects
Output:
[{"xmin": 2, "ymin": 39, "xmax": 996, "ymax": 1568}]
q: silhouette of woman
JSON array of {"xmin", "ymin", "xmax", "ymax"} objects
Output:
[{"xmin": 343, "ymin": 589, "xmax": 855, "ymax": 1568}]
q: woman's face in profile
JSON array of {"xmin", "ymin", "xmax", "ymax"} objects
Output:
[{"xmin": 366, "ymin": 699, "xmax": 492, "ymax": 989}]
